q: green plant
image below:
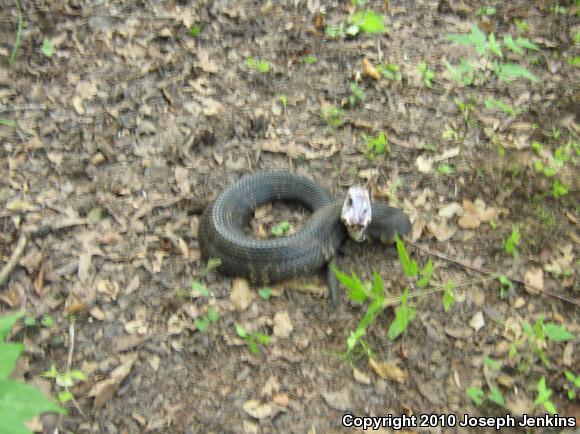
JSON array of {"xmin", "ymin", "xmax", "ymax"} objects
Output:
[
  {"xmin": 387, "ymin": 288, "xmax": 416, "ymax": 340},
  {"xmin": 41, "ymin": 364, "xmax": 87, "ymax": 403},
  {"xmin": 178, "ymin": 281, "xmax": 220, "ymax": 332},
  {"xmin": 326, "ymin": 8, "xmax": 386, "ymax": 38},
  {"xmin": 476, "ymin": 6, "xmax": 496, "ymax": 16},
  {"xmin": 437, "ymin": 164, "xmax": 454, "ymax": 175},
  {"xmin": 41, "ymin": 38, "xmax": 53, "ymax": 58},
  {"xmin": 564, "ymin": 371, "xmax": 579, "ymax": 400},
  {"xmin": 23, "ymin": 315, "xmax": 54, "ymax": 328},
  {"xmin": 454, "ymin": 97, "xmax": 476, "ymax": 125},
  {"xmin": 484, "ymin": 97, "xmax": 521, "ymax": 116},
  {"xmin": 514, "ymin": 19, "xmax": 529, "ymax": 33},
  {"xmin": 0, "ymin": 312, "xmax": 66, "ymax": 433},
  {"xmin": 9, "ymin": 0, "xmax": 24, "ymax": 65},
  {"xmin": 550, "ymin": 3, "xmax": 566, "ymax": 15},
  {"xmin": 466, "ymin": 385, "xmax": 506, "ymax": 408},
  {"xmin": 445, "ymin": 25, "xmax": 538, "ymax": 85},
  {"xmin": 302, "ymin": 55, "xmax": 317, "ymax": 64},
  {"xmin": 193, "ymin": 307, "xmax": 219, "ymax": 332},
  {"xmin": 189, "ymin": 24, "xmax": 202, "ymax": 37},
  {"xmin": 236, "ymin": 325, "xmax": 271, "ymax": 354},
  {"xmin": 376, "ymin": 63, "xmax": 402, "ymax": 80},
  {"xmin": 497, "ymin": 275, "xmax": 513, "ymax": 299},
  {"xmin": 246, "ymin": 57, "xmax": 270, "ymax": 73},
  {"xmin": 320, "ymin": 106, "xmax": 346, "ymax": 128},
  {"xmin": 278, "ymin": 95, "xmax": 288, "ymax": 111},
  {"xmin": 418, "ymin": 62, "xmax": 435, "ymax": 88},
  {"xmin": 363, "ymin": 132, "xmax": 388, "ymax": 159},
  {"xmin": 348, "ymin": 82, "xmax": 366, "ymax": 107},
  {"xmin": 503, "ymin": 225, "xmax": 521, "ymax": 258},
  {"xmin": 258, "ymin": 287, "xmax": 272, "ymax": 300},
  {"xmin": 521, "ymin": 317, "xmax": 574, "ymax": 368},
  {"xmin": 0, "ymin": 118, "xmax": 16, "ymax": 127},
  {"xmin": 534, "ymin": 376, "xmax": 556, "ymax": 414},
  {"xmin": 271, "ymin": 221, "xmax": 291, "ymax": 236}
]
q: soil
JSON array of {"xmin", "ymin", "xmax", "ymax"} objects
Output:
[{"xmin": 0, "ymin": 1, "xmax": 578, "ymax": 433}]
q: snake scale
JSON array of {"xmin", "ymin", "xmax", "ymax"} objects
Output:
[{"xmin": 199, "ymin": 172, "xmax": 412, "ymax": 292}]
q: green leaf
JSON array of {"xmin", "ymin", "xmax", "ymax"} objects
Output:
[
  {"xmin": 258, "ymin": 287, "xmax": 272, "ymax": 300},
  {"xmin": 302, "ymin": 55, "xmax": 317, "ymax": 64},
  {"xmin": 488, "ymin": 386, "xmax": 506, "ymax": 407},
  {"xmin": 0, "ymin": 312, "xmax": 24, "ymax": 341},
  {"xmin": 437, "ymin": 164, "xmax": 454, "ymax": 175},
  {"xmin": 442, "ymin": 281, "xmax": 455, "ymax": 312},
  {"xmin": 552, "ymin": 179, "xmax": 568, "ymax": 198},
  {"xmin": 325, "ymin": 24, "xmax": 344, "ymax": 38},
  {"xmin": 387, "ymin": 289, "xmax": 416, "ymax": 340},
  {"xmin": 332, "ymin": 266, "xmax": 367, "ymax": 302},
  {"xmin": 534, "ymin": 377, "xmax": 552, "ymax": 404},
  {"xmin": 371, "ymin": 271, "xmax": 384, "ymax": 298},
  {"xmin": 395, "ymin": 235, "xmax": 417, "ymax": 277},
  {"xmin": 191, "ymin": 280, "xmax": 209, "ymax": 297},
  {"xmin": 207, "ymin": 307, "xmax": 219, "ymax": 323},
  {"xmin": 0, "ymin": 343, "xmax": 24, "ymax": 380},
  {"xmin": 257, "ymin": 60, "xmax": 270, "ymax": 73},
  {"xmin": 542, "ymin": 166, "xmax": 556, "ymax": 177},
  {"xmin": 57, "ymin": 390, "xmax": 73, "ymax": 403},
  {"xmin": 564, "ymin": 370, "xmax": 579, "ymax": 387},
  {"xmin": 534, "ymin": 160, "xmax": 544, "ymax": 173},
  {"xmin": 0, "ymin": 380, "xmax": 66, "ymax": 420},
  {"xmin": 515, "ymin": 37, "xmax": 539, "ymax": 51},
  {"xmin": 41, "ymin": 38, "xmax": 53, "ymax": 58},
  {"xmin": 487, "ymin": 33, "xmax": 503, "ymax": 58},
  {"xmin": 236, "ymin": 325, "xmax": 248, "ymax": 338},
  {"xmin": 194, "ymin": 318, "xmax": 209, "ymax": 332},
  {"xmin": 484, "ymin": 357, "xmax": 502, "ymax": 371},
  {"xmin": 256, "ymin": 332, "xmax": 271, "ymax": 345},
  {"xmin": 189, "ymin": 24, "xmax": 202, "ymax": 37},
  {"xmin": 493, "ymin": 62, "xmax": 538, "ymax": 83},
  {"xmin": 417, "ymin": 258, "xmax": 433, "ymax": 288},
  {"xmin": 40, "ymin": 316, "xmax": 54, "ymax": 328},
  {"xmin": 467, "ymin": 386, "xmax": 485, "ymax": 406},
  {"xmin": 350, "ymin": 10, "xmax": 386, "ymax": 34},
  {"xmin": 271, "ymin": 221, "xmax": 291, "ymax": 236},
  {"xmin": 543, "ymin": 322, "xmax": 574, "ymax": 341},
  {"xmin": 0, "ymin": 118, "xmax": 16, "ymax": 127},
  {"xmin": 23, "ymin": 317, "xmax": 36, "ymax": 327},
  {"xmin": 504, "ymin": 35, "xmax": 523, "ymax": 55}
]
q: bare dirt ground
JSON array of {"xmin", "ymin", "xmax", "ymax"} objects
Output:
[{"xmin": 0, "ymin": 1, "xmax": 578, "ymax": 433}]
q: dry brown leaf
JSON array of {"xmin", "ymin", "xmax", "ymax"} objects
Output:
[
  {"xmin": 125, "ymin": 274, "xmax": 140, "ymax": 295},
  {"xmin": 0, "ymin": 286, "xmax": 21, "ymax": 308},
  {"xmin": 273, "ymin": 310, "xmax": 293, "ymax": 338},
  {"xmin": 272, "ymin": 393, "xmax": 289, "ymax": 407},
  {"xmin": 231, "ymin": 278, "xmax": 253, "ymax": 311},
  {"xmin": 523, "ymin": 267, "xmax": 543, "ymax": 295},
  {"xmin": 362, "ymin": 58, "xmax": 381, "ymax": 80},
  {"xmin": 353, "ymin": 367, "xmax": 371, "ymax": 385},
  {"xmin": 504, "ymin": 317, "xmax": 522, "ymax": 341},
  {"xmin": 243, "ymin": 399, "xmax": 273, "ymax": 419},
  {"xmin": 89, "ymin": 353, "xmax": 138, "ymax": 409},
  {"xmin": 368, "ymin": 358, "xmax": 407, "ymax": 383},
  {"xmin": 468, "ymin": 311, "xmax": 485, "ymax": 331},
  {"xmin": 174, "ymin": 166, "xmax": 190, "ymax": 195},
  {"xmin": 427, "ymin": 219, "xmax": 456, "ymax": 241},
  {"xmin": 458, "ymin": 213, "xmax": 480, "ymax": 229}
]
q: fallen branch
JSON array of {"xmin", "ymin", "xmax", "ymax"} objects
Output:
[{"xmin": 410, "ymin": 242, "xmax": 579, "ymax": 307}]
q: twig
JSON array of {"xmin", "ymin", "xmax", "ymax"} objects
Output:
[
  {"xmin": 0, "ymin": 232, "xmax": 27, "ymax": 287},
  {"xmin": 409, "ymin": 242, "xmax": 579, "ymax": 307}
]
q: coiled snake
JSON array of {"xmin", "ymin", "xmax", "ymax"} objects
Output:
[{"xmin": 199, "ymin": 171, "xmax": 411, "ymax": 303}]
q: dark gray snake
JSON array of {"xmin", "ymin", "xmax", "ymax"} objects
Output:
[{"xmin": 199, "ymin": 171, "xmax": 411, "ymax": 300}]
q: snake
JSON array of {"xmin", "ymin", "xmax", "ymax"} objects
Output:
[{"xmin": 199, "ymin": 171, "xmax": 411, "ymax": 303}]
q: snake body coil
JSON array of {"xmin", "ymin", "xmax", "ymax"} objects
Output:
[{"xmin": 199, "ymin": 171, "xmax": 411, "ymax": 284}]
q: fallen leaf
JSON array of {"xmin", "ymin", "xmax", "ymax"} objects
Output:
[
  {"xmin": 368, "ymin": 358, "xmax": 407, "ymax": 383},
  {"xmin": 231, "ymin": 278, "xmax": 253, "ymax": 311},
  {"xmin": 427, "ymin": 219, "xmax": 456, "ymax": 241},
  {"xmin": 362, "ymin": 58, "xmax": 381, "ymax": 80},
  {"xmin": 89, "ymin": 353, "xmax": 138, "ymax": 409},
  {"xmin": 273, "ymin": 311, "xmax": 293, "ymax": 338},
  {"xmin": 353, "ymin": 367, "xmax": 371, "ymax": 385},
  {"xmin": 458, "ymin": 213, "xmax": 480, "ymax": 229},
  {"xmin": 468, "ymin": 311, "xmax": 485, "ymax": 331},
  {"xmin": 321, "ymin": 389, "xmax": 352, "ymax": 411},
  {"xmin": 523, "ymin": 267, "xmax": 543, "ymax": 295},
  {"xmin": 243, "ymin": 399, "xmax": 273, "ymax": 419}
]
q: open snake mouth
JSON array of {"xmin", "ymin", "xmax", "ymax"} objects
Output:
[{"xmin": 341, "ymin": 186, "xmax": 372, "ymax": 242}]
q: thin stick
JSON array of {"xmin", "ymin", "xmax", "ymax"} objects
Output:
[
  {"xmin": 0, "ymin": 233, "xmax": 27, "ymax": 287},
  {"xmin": 409, "ymin": 242, "xmax": 579, "ymax": 307}
]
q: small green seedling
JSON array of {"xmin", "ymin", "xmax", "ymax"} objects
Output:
[
  {"xmin": 564, "ymin": 371, "xmax": 579, "ymax": 400},
  {"xmin": 278, "ymin": 95, "xmax": 288, "ymax": 110},
  {"xmin": 476, "ymin": 6, "xmax": 496, "ymax": 16},
  {"xmin": 0, "ymin": 312, "xmax": 66, "ymax": 433},
  {"xmin": 503, "ymin": 36, "xmax": 539, "ymax": 55},
  {"xmin": 376, "ymin": 63, "xmax": 402, "ymax": 80},
  {"xmin": 514, "ymin": 19, "xmax": 529, "ymax": 34},
  {"xmin": 534, "ymin": 377, "xmax": 556, "ymax": 414},
  {"xmin": 41, "ymin": 38, "xmax": 53, "ymax": 58},
  {"xmin": 236, "ymin": 325, "xmax": 271, "ymax": 354},
  {"xmin": 442, "ymin": 280, "xmax": 455, "ymax": 312},
  {"xmin": 497, "ymin": 275, "xmax": 513, "ymax": 299},
  {"xmin": 189, "ymin": 24, "xmax": 202, "ymax": 37},
  {"xmin": 246, "ymin": 57, "xmax": 270, "ymax": 73},
  {"xmin": 194, "ymin": 307, "xmax": 219, "ymax": 332},
  {"xmin": 484, "ymin": 98, "xmax": 521, "ymax": 116},
  {"xmin": 302, "ymin": 55, "xmax": 317, "ymax": 64},
  {"xmin": 552, "ymin": 179, "xmax": 568, "ymax": 198},
  {"xmin": 550, "ymin": 3, "xmax": 566, "ymax": 15},
  {"xmin": 418, "ymin": 62, "xmax": 435, "ymax": 88},
  {"xmin": 258, "ymin": 287, "xmax": 272, "ymax": 300},
  {"xmin": 346, "ymin": 10, "xmax": 386, "ymax": 36},
  {"xmin": 205, "ymin": 257, "xmax": 222, "ymax": 273},
  {"xmin": 41, "ymin": 365, "xmax": 87, "ymax": 403},
  {"xmin": 0, "ymin": 118, "xmax": 16, "ymax": 127},
  {"xmin": 503, "ymin": 225, "xmax": 521, "ymax": 258},
  {"xmin": 348, "ymin": 82, "xmax": 366, "ymax": 107},
  {"xmin": 271, "ymin": 221, "xmax": 291, "ymax": 237},
  {"xmin": 466, "ymin": 385, "xmax": 505, "ymax": 408},
  {"xmin": 320, "ymin": 106, "xmax": 346, "ymax": 128},
  {"xmin": 24, "ymin": 315, "xmax": 54, "ymax": 328},
  {"xmin": 363, "ymin": 132, "xmax": 388, "ymax": 159},
  {"xmin": 437, "ymin": 164, "xmax": 454, "ymax": 175}
]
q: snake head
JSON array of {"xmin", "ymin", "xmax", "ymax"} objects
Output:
[{"xmin": 341, "ymin": 186, "xmax": 372, "ymax": 242}]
